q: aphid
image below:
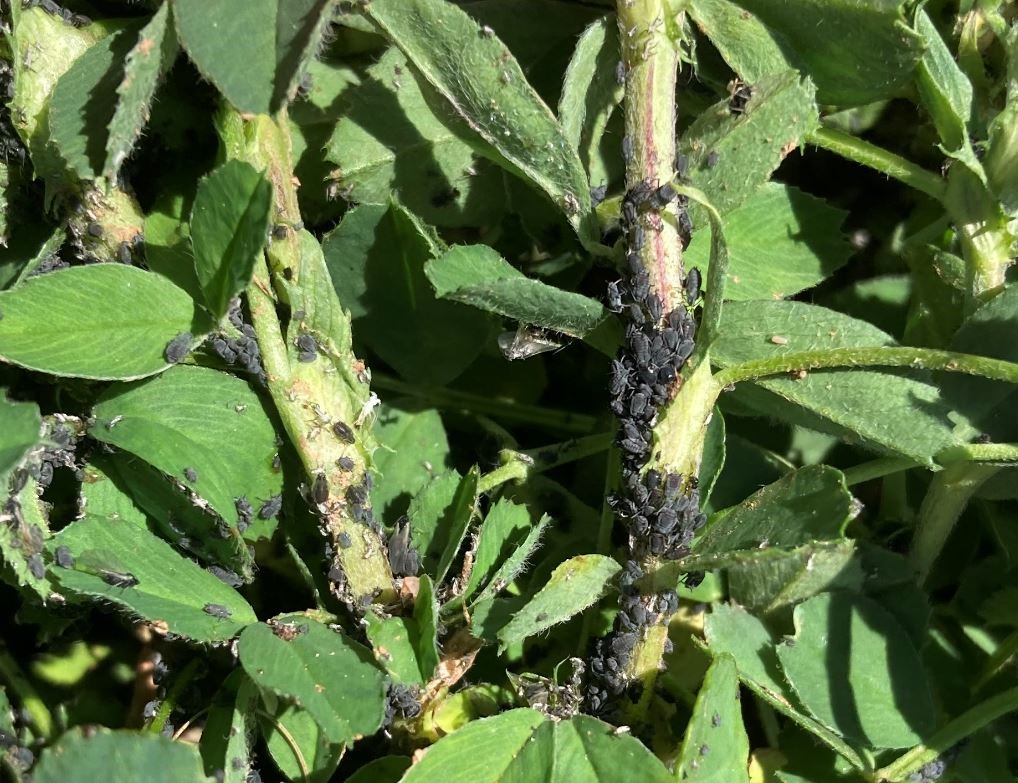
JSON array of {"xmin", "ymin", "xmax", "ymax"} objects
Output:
[
  {"xmin": 208, "ymin": 566, "xmax": 243, "ymax": 587},
  {"xmin": 590, "ymin": 183, "xmax": 608, "ymax": 206},
  {"xmin": 117, "ymin": 241, "xmax": 133, "ymax": 264},
  {"xmin": 27, "ymin": 554, "xmax": 44, "ymax": 579},
  {"xmin": 346, "ymin": 484, "xmax": 368, "ymax": 505},
  {"xmin": 164, "ymin": 332, "xmax": 192, "ymax": 364},
  {"xmin": 311, "ymin": 473, "xmax": 329, "ymax": 504},
  {"xmin": 338, "ymin": 532, "xmax": 353, "ymax": 548},
  {"xmin": 727, "ymin": 79, "xmax": 753, "ymax": 114},
  {"xmin": 203, "ymin": 603, "xmax": 232, "ymax": 619},
  {"xmin": 183, "ymin": 467, "xmax": 198, "ymax": 483},
  {"xmin": 711, "ymin": 712, "xmax": 721, "ymax": 727},
  {"xmin": 337, "ymin": 456, "xmax": 355, "ymax": 471},
  {"xmin": 622, "ymin": 135, "xmax": 634, "ymax": 162},
  {"xmin": 99, "ymin": 570, "xmax": 138, "ymax": 588},
  {"xmin": 332, "ymin": 421, "xmax": 356, "ymax": 444},
  {"xmin": 615, "ymin": 60, "xmax": 626, "ymax": 85},
  {"xmin": 258, "ymin": 495, "xmax": 282, "ymax": 519},
  {"xmin": 86, "ymin": 221, "xmax": 103, "ymax": 238},
  {"xmin": 706, "ymin": 150, "xmax": 720, "ymax": 168},
  {"xmin": 271, "ymin": 224, "xmax": 289, "ymax": 240},
  {"xmin": 652, "ymin": 182, "xmax": 677, "ymax": 208},
  {"xmin": 296, "ymin": 333, "xmax": 318, "ymax": 363},
  {"xmin": 387, "ymin": 518, "xmax": 420, "ymax": 576},
  {"xmin": 54, "ymin": 545, "xmax": 74, "ymax": 569},
  {"xmin": 497, "ymin": 325, "xmax": 564, "ymax": 361},
  {"xmin": 769, "ymin": 335, "xmax": 788, "ymax": 345},
  {"xmin": 675, "ymin": 153, "xmax": 689, "ymax": 178},
  {"xmin": 143, "ymin": 700, "xmax": 160, "ymax": 720},
  {"xmin": 685, "ymin": 267, "xmax": 702, "ymax": 302}
]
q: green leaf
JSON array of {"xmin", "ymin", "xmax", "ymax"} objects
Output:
[
  {"xmin": 48, "ymin": 517, "xmax": 257, "ymax": 643},
  {"xmin": 728, "ymin": 0, "xmax": 925, "ymax": 106},
  {"xmin": 48, "ymin": 28, "xmax": 138, "ymax": 180},
  {"xmin": 0, "ymin": 394, "xmax": 40, "ymax": 485},
  {"xmin": 712, "ymin": 301, "xmax": 960, "ymax": 464},
  {"xmin": 941, "ymin": 286, "xmax": 1018, "ymax": 443},
  {"xmin": 914, "ymin": 8, "xmax": 973, "ymax": 155},
  {"xmin": 9, "ymin": 226, "xmax": 66, "ymax": 288},
  {"xmin": 1, "ymin": 475, "xmax": 51, "ymax": 597},
  {"xmin": 104, "ymin": 3, "xmax": 179, "ymax": 179},
  {"xmin": 408, "ymin": 469, "xmax": 478, "ymax": 582},
  {"xmin": 34, "ymin": 729, "xmax": 211, "ymax": 783},
  {"xmin": 325, "ymin": 48, "xmax": 505, "ymax": 228},
  {"xmin": 703, "ymin": 603, "xmax": 866, "ymax": 770},
  {"xmin": 463, "ymin": 498, "xmax": 532, "ymax": 602},
  {"xmin": 413, "ymin": 574, "xmax": 440, "ymax": 680},
  {"xmin": 496, "ymin": 554, "xmax": 621, "ymax": 652},
  {"xmin": 346, "ymin": 757, "xmax": 412, "ymax": 783},
  {"xmin": 426, "ymin": 244, "xmax": 613, "ymax": 352},
  {"xmin": 695, "ymin": 466, "xmax": 853, "ymax": 555},
  {"xmin": 370, "ymin": 403, "xmax": 451, "ymax": 525},
  {"xmin": 364, "ymin": 613, "xmax": 427, "ymax": 685},
  {"xmin": 688, "ymin": 0, "xmax": 792, "ymax": 84},
  {"xmin": 199, "ymin": 673, "xmax": 258, "ymax": 783},
  {"xmin": 727, "ymin": 540, "xmax": 862, "ymax": 614},
  {"xmin": 237, "ymin": 618, "xmax": 386, "ymax": 747},
  {"xmin": 90, "ymin": 365, "xmax": 283, "ymax": 534},
  {"xmin": 674, "ymin": 654, "xmax": 750, "ymax": 783},
  {"xmin": 433, "ymin": 467, "xmax": 479, "ymax": 585},
  {"xmin": 473, "ymin": 513, "xmax": 550, "ymax": 606},
  {"xmin": 78, "ymin": 457, "xmax": 149, "ymax": 528},
  {"xmin": 557, "ymin": 17, "xmax": 623, "ymax": 182},
  {"xmin": 172, "ymin": 0, "xmax": 335, "ymax": 114},
  {"xmin": 698, "ymin": 407, "xmax": 725, "ymax": 506},
  {"xmin": 362, "ymin": 0, "xmax": 597, "ymax": 244},
  {"xmin": 258, "ymin": 699, "xmax": 342, "ymax": 783},
  {"xmin": 684, "ymin": 184, "xmax": 851, "ymax": 301},
  {"xmin": 681, "ymin": 70, "xmax": 818, "ymax": 217},
  {"xmin": 190, "ymin": 160, "xmax": 272, "ymax": 319},
  {"xmin": 323, "ymin": 203, "xmax": 495, "ymax": 385},
  {"xmin": 0, "ymin": 261, "xmax": 201, "ymax": 380},
  {"xmin": 776, "ymin": 592, "xmax": 935, "ymax": 749},
  {"xmin": 399, "ymin": 709, "xmax": 673, "ymax": 783}
]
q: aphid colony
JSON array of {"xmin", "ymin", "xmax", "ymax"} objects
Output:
[
  {"xmin": 585, "ymin": 175, "xmax": 707, "ymax": 717},
  {"xmin": 205, "ymin": 303, "xmax": 268, "ymax": 385}
]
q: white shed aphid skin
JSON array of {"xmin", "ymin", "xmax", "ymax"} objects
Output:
[
  {"xmin": 355, "ymin": 392, "xmax": 381, "ymax": 427},
  {"xmin": 497, "ymin": 325, "xmax": 566, "ymax": 361}
]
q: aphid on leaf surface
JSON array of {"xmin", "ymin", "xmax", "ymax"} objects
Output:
[
  {"xmin": 27, "ymin": 554, "xmax": 44, "ymax": 579},
  {"xmin": 497, "ymin": 325, "xmax": 565, "ymax": 361},
  {"xmin": 338, "ymin": 531, "xmax": 353, "ymax": 548},
  {"xmin": 258, "ymin": 495, "xmax": 282, "ymax": 519},
  {"xmin": 183, "ymin": 467, "xmax": 198, "ymax": 483},
  {"xmin": 99, "ymin": 570, "xmax": 138, "ymax": 588},
  {"xmin": 86, "ymin": 221, "xmax": 103, "ymax": 238},
  {"xmin": 296, "ymin": 333, "xmax": 318, "ymax": 363},
  {"xmin": 208, "ymin": 566, "xmax": 242, "ymax": 587},
  {"xmin": 55, "ymin": 545, "xmax": 75, "ymax": 569},
  {"xmin": 332, "ymin": 421, "xmax": 356, "ymax": 444},
  {"xmin": 727, "ymin": 79, "xmax": 753, "ymax": 114},
  {"xmin": 164, "ymin": 332, "xmax": 192, "ymax": 364},
  {"xmin": 203, "ymin": 603, "xmax": 232, "ymax": 619},
  {"xmin": 311, "ymin": 473, "xmax": 329, "ymax": 504},
  {"xmin": 706, "ymin": 150, "xmax": 720, "ymax": 168},
  {"xmin": 337, "ymin": 456, "xmax": 355, "ymax": 472},
  {"xmin": 387, "ymin": 518, "xmax": 421, "ymax": 576},
  {"xmin": 590, "ymin": 183, "xmax": 608, "ymax": 206}
]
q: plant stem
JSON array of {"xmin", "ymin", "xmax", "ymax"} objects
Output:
[
  {"xmin": 0, "ymin": 645, "xmax": 53, "ymax": 739},
  {"xmin": 909, "ymin": 462, "xmax": 1000, "ymax": 585},
  {"xmin": 807, "ymin": 127, "xmax": 947, "ymax": 201},
  {"xmin": 146, "ymin": 658, "xmax": 201, "ymax": 736},
  {"xmin": 842, "ymin": 457, "xmax": 921, "ymax": 486},
  {"xmin": 477, "ymin": 452, "xmax": 531, "ymax": 494},
  {"xmin": 874, "ymin": 686, "xmax": 1018, "ymax": 781},
  {"xmin": 522, "ymin": 433, "xmax": 614, "ymax": 473},
  {"xmin": 371, "ymin": 373, "xmax": 599, "ymax": 435},
  {"xmin": 713, "ymin": 345, "xmax": 1018, "ymax": 388}
]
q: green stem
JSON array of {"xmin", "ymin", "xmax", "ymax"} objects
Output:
[
  {"xmin": 910, "ymin": 462, "xmax": 1000, "ymax": 585},
  {"xmin": 714, "ymin": 345, "xmax": 1018, "ymax": 388},
  {"xmin": 477, "ymin": 452, "xmax": 531, "ymax": 494},
  {"xmin": 522, "ymin": 433, "xmax": 613, "ymax": 474},
  {"xmin": 808, "ymin": 127, "xmax": 947, "ymax": 201},
  {"xmin": 874, "ymin": 687, "xmax": 1018, "ymax": 781},
  {"xmin": 0, "ymin": 646, "xmax": 53, "ymax": 739},
  {"xmin": 372, "ymin": 373, "xmax": 598, "ymax": 435},
  {"xmin": 145, "ymin": 658, "xmax": 201, "ymax": 736},
  {"xmin": 842, "ymin": 457, "xmax": 920, "ymax": 487}
]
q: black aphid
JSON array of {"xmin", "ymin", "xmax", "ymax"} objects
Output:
[
  {"xmin": 55, "ymin": 545, "xmax": 75, "ymax": 569},
  {"xmin": 615, "ymin": 60, "xmax": 626, "ymax": 85},
  {"xmin": 337, "ymin": 456, "xmax": 355, "ymax": 471},
  {"xmin": 258, "ymin": 495, "xmax": 282, "ymax": 519},
  {"xmin": 387, "ymin": 518, "xmax": 421, "ymax": 576},
  {"xmin": 271, "ymin": 224, "xmax": 289, "ymax": 240},
  {"xmin": 685, "ymin": 268, "xmax": 702, "ymax": 303},
  {"xmin": 208, "ymin": 566, "xmax": 243, "ymax": 587},
  {"xmin": 338, "ymin": 531, "xmax": 352, "ymax": 548},
  {"xmin": 27, "ymin": 554, "xmax": 44, "ymax": 579},
  {"xmin": 183, "ymin": 467, "xmax": 198, "ymax": 482},
  {"xmin": 706, "ymin": 150, "xmax": 720, "ymax": 168},
  {"xmin": 86, "ymin": 221, "xmax": 103, "ymax": 238},
  {"xmin": 590, "ymin": 183, "xmax": 608, "ymax": 206},
  {"xmin": 311, "ymin": 473, "xmax": 329, "ymax": 504},
  {"xmin": 296, "ymin": 333, "xmax": 317, "ymax": 363},
  {"xmin": 100, "ymin": 570, "xmax": 138, "ymax": 588},
  {"xmin": 164, "ymin": 332, "xmax": 192, "ymax": 364},
  {"xmin": 203, "ymin": 603, "xmax": 232, "ymax": 619},
  {"xmin": 332, "ymin": 421, "xmax": 355, "ymax": 444}
]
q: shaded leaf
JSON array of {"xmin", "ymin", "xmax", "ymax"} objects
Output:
[
  {"xmin": 199, "ymin": 673, "xmax": 258, "ymax": 783},
  {"xmin": 463, "ymin": 498, "xmax": 532, "ymax": 602},
  {"xmin": 698, "ymin": 407, "xmax": 725, "ymax": 506},
  {"xmin": 258, "ymin": 699, "xmax": 342, "ymax": 783},
  {"xmin": 48, "ymin": 517, "xmax": 257, "ymax": 642},
  {"xmin": 712, "ymin": 301, "xmax": 960, "ymax": 464},
  {"xmin": 0, "ymin": 475, "xmax": 51, "ymax": 597},
  {"xmin": 407, "ymin": 469, "xmax": 477, "ymax": 581},
  {"xmin": 0, "ymin": 395, "xmax": 40, "ymax": 485},
  {"xmin": 776, "ymin": 592, "xmax": 935, "ymax": 749},
  {"xmin": 695, "ymin": 466, "xmax": 853, "ymax": 555},
  {"xmin": 90, "ymin": 365, "xmax": 283, "ymax": 533},
  {"xmin": 685, "ymin": 184, "xmax": 850, "ymax": 301},
  {"xmin": 323, "ymin": 203, "xmax": 495, "ymax": 385},
  {"xmin": 362, "ymin": 0, "xmax": 597, "ymax": 243},
  {"xmin": 681, "ymin": 70, "xmax": 818, "ymax": 217},
  {"xmin": 370, "ymin": 403, "xmax": 450, "ymax": 525},
  {"xmin": 414, "ymin": 574, "xmax": 441, "ymax": 681},
  {"xmin": 190, "ymin": 160, "xmax": 272, "ymax": 319},
  {"xmin": 346, "ymin": 757, "xmax": 411, "ymax": 783},
  {"xmin": 325, "ymin": 48, "xmax": 505, "ymax": 228},
  {"xmin": 914, "ymin": 8, "xmax": 973, "ymax": 154},
  {"xmin": 0, "ymin": 265, "xmax": 201, "ymax": 380},
  {"xmin": 173, "ymin": 0, "xmax": 335, "ymax": 114},
  {"xmin": 105, "ymin": 3, "xmax": 179, "ymax": 178},
  {"xmin": 496, "ymin": 554, "xmax": 620, "ymax": 652},
  {"xmin": 238, "ymin": 618, "xmax": 386, "ymax": 747},
  {"xmin": 400, "ymin": 709, "xmax": 673, "ymax": 783},
  {"xmin": 472, "ymin": 513, "xmax": 550, "ymax": 606},
  {"xmin": 674, "ymin": 654, "xmax": 750, "ymax": 783},
  {"xmin": 34, "ymin": 729, "xmax": 210, "ymax": 783},
  {"xmin": 688, "ymin": 0, "xmax": 792, "ymax": 83}
]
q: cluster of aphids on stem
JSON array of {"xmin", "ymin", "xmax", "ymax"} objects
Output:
[
  {"xmin": 205, "ymin": 300, "xmax": 268, "ymax": 385},
  {"xmin": 585, "ymin": 169, "xmax": 707, "ymax": 717}
]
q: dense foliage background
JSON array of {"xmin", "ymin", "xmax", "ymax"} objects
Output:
[{"xmin": 0, "ymin": 0, "xmax": 1017, "ymax": 781}]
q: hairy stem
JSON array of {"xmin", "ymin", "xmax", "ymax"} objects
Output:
[
  {"xmin": 807, "ymin": 127, "xmax": 947, "ymax": 201},
  {"xmin": 713, "ymin": 345, "xmax": 1018, "ymax": 388}
]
